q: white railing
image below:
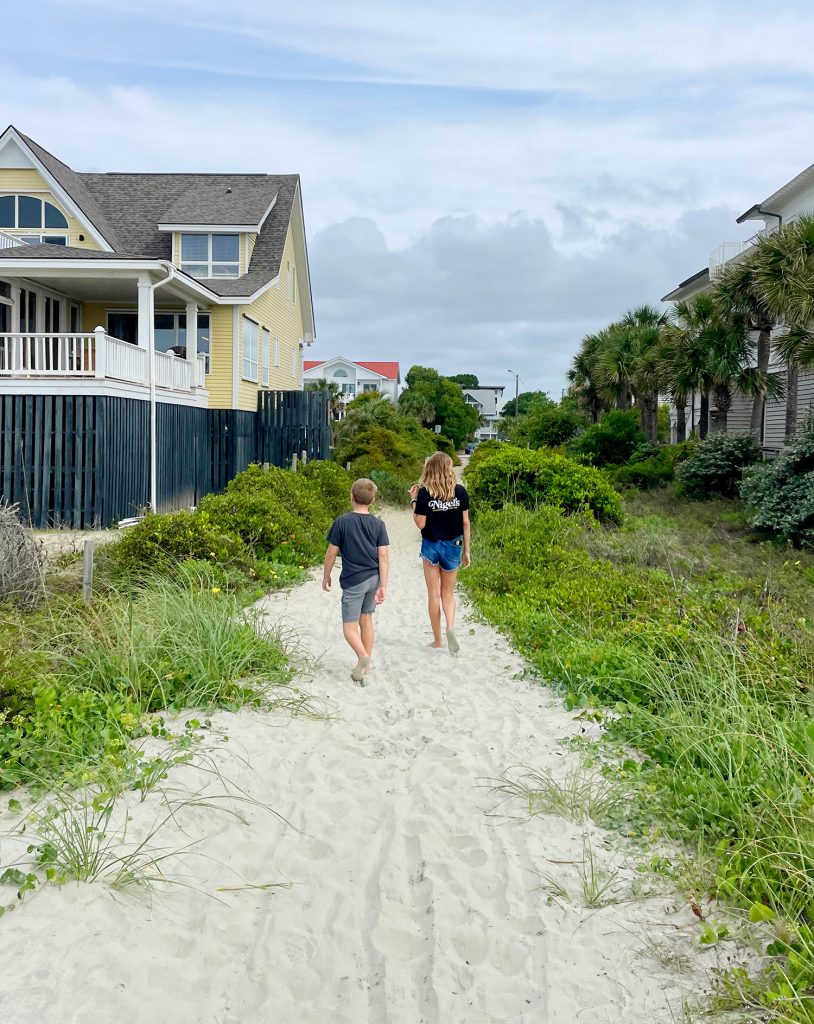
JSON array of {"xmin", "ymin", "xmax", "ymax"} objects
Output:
[
  {"xmin": 0, "ymin": 330, "xmax": 203, "ymax": 392},
  {"xmin": 155, "ymin": 349, "xmax": 195, "ymax": 391},
  {"xmin": 106, "ymin": 334, "xmax": 147, "ymax": 382},
  {"xmin": 709, "ymin": 227, "xmax": 776, "ymax": 280},
  {"xmin": 0, "ymin": 230, "xmax": 20, "ymax": 250},
  {"xmin": 0, "ymin": 334, "xmax": 97, "ymax": 375}
]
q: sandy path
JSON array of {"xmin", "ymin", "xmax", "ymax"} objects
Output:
[{"xmin": 0, "ymin": 508, "xmax": 708, "ymax": 1024}]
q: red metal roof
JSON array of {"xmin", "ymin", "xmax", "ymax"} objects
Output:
[
  {"xmin": 303, "ymin": 359, "xmax": 400, "ymax": 380},
  {"xmin": 355, "ymin": 361, "xmax": 400, "ymax": 380}
]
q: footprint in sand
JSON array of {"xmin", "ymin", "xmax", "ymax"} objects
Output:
[{"xmin": 372, "ymin": 925, "xmax": 427, "ymax": 961}]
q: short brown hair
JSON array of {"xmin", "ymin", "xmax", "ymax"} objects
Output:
[{"xmin": 351, "ymin": 478, "xmax": 377, "ymax": 506}]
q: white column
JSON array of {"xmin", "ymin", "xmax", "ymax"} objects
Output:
[
  {"xmin": 94, "ymin": 326, "xmax": 107, "ymax": 379},
  {"xmin": 185, "ymin": 301, "xmax": 198, "ymax": 363},
  {"xmin": 137, "ymin": 273, "xmax": 152, "ymax": 349}
]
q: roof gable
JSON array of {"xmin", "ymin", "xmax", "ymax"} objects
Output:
[{"xmin": 0, "ymin": 127, "xmax": 117, "ymax": 250}]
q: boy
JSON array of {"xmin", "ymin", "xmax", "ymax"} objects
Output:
[{"xmin": 322, "ymin": 478, "xmax": 390, "ymax": 683}]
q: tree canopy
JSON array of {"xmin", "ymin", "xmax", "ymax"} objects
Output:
[{"xmin": 400, "ymin": 365, "xmax": 480, "ymax": 446}]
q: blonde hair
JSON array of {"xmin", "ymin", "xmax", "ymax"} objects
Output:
[
  {"xmin": 419, "ymin": 452, "xmax": 457, "ymax": 501},
  {"xmin": 351, "ymin": 478, "xmax": 377, "ymax": 505}
]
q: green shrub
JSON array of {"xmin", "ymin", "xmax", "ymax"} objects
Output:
[
  {"xmin": 334, "ymin": 425, "xmax": 427, "ymax": 481},
  {"xmin": 610, "ymin": 452, "xmax": 674, "ymax": 490},
  {"xmin": 431, "ymin": 431, "xmax": 460, "ymax": 463},
  {"xmin": 111, "ymin": 510, "xmax": 253, "ymax": 577},
  {"xmin": 464, "ymin": 444, "xmax": 623, "ymax": 524},
  {"xmin": 465, "ymin": 439, "xmax": 503, "ymax": 470},
  {"xmin": 510, "ymin": 406, "xmax": 587, "ymax": 449},
  {"xmin": 676, "ymin": 432, "xmax": 762, "ymax": 500},
  {"xmin": 741, "ymin": 420, "xmax": 814, "ymax": 548},
  {"xmin": 572, "ymin": 410, "xmax": 646, "ymax": 467},
  {"xmin": 299, "ymin": 459, "xmax": 352, "ymax": 518},
  {"xmin": 198, "ymin": 491, "xmax": 305, "ymax": 559}
]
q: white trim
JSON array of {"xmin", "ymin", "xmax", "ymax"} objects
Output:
[
  {"xmin": 0, "ymin": 376, "xmax": 208, "ymax": 405},
  {"xmin": 232, "ymin": 306, "xmax": 240, "ymax": 408},
  {"xmin": 0, "ymin": 127, "xmax": 114, "ymax": 251},
  {"xmin": 160, "ymin": 222, "xmax": 260, "ymax": 233},
  {"xmin": 242, "ymin": 315, "xmax": 259, "ymax": 383},
  {"xmin": 0, "ymin": 258, "xmax": 221, "ymax": 302},
  {"xmin": 261, "ymin": 326, "xmax": 270, "ymax": 387}
]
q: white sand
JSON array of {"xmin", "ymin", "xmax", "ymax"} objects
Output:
[{"xmin": 0, "ymin": 508, "xmax": 716, "ymax": 1024}]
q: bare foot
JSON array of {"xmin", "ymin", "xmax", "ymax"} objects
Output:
[
  {"xmin": 446, "ymin": 629, "xmax": 459, "ymax": 656},
  {"xmin": 351, "ymin": 656, "xmax": 370, "ymax": 682},
  {"xmin": 428, "ymin": 641, "xmax": 444, "ymax": 650}
]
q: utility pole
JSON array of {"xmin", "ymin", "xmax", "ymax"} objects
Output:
[{"xmin": 507, "ymin": 369, "xmax": 519, "ymax": 415}]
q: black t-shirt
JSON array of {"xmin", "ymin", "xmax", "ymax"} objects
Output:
[
  {"xmin": 414, "ymin": 484, "xmax": 469, "ymax": 542},
  {"xmin": 327, "ymin": 512, "xmax": 389, "ymax": 588}
]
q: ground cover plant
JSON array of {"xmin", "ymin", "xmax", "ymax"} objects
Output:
[
  {"xmin": 1, "ymin": 460, "xmax": 349, "ymax": 794},
  {"xmin": 463, "ymin": 489, "xmax": 814, "ymax": 1021}
]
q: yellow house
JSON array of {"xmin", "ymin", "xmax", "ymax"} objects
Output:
[{"xmin": 0, "ymin": 125, "xmax": 315, "ymax": 410}]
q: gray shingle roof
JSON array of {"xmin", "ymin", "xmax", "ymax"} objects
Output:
[
  {"xmin": 80, "ymin": 172, "xmax": 298, "ymax": 297},
  {"xmin": 9, "ymin": 129, "xmax": 300, "ymax": 299},
  {"xmin": 19, "ymin": 132, "xmax": 124, "ymax": 251},
  {"xmin": 159, "ymin": 182, "xmax": 277, "ymax": 227},
  {"xmin": 0, "ymin": 243, "xmax": 149, "ymax": 260}
]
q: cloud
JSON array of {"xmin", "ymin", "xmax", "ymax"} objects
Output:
[
  {"xmin": 309, "ymin": 206, "xmax": 739, "ymax": 393},
  {"xmin": 5, "ymin": 2, "xmax": 814, "ymax": 393}
]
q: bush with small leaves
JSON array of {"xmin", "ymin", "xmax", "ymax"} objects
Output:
[
  {"xmin": 675, "ymin": 432, "xmax": 762, "ymax": 500},
  {"xmin": 741, "ymin": 420, "xmax": 814, "ymax": 548},
  {"xmin": 464, "ymin": 444, "xmax": 623, "ymax": 524}
]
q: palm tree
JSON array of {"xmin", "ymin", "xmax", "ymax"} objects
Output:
[
  {"xmin": 714, "ymin": 257, "xmax": 777, "ymax": 438},
  {"xmin": 662, "ymin": 298, "xmax": 711, "ymax": 440},
  {"xmin": 305, "ymin": 378, "xmax": 344, "ymax": 419},
  {"xmin": 593, "ymin": 306, "xmax": 668, "ymax": 442},
  {"xmin": 398, "ymin": 389, "xmax": 435, "ymax": 426},
  {"xmin": 568, "ymin": 334, "xmax": 610, "ymax": 422},
  {"xmin": 750, "ymin": 216, "xmax": 814, "ymax": 439}
]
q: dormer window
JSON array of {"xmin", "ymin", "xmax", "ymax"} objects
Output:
[
  {"xmin": 0, "ymin": 195, "xmax": 69, "ymax": 245},
  {"xmin": 180, "ymin": 233, "xmax": 240, "ymax": 278}
]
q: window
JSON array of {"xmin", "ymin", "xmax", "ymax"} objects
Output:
[
  {"xmin": 105, "ymin": 311, "xmax": 211, "ymax": 368},
  {"xmin": 180, "ymin": 233, "xmax": 240, "ymax": 278},
  {"xmin": 363, "ymin": 383, "xmax": 379, "ymax": 393},
  {"xmin": 0, "ymin": 195, "xmax": 69, "ymax": 245},
  {"xmin": 287, "ymin": 261, "xmax": 296, "ymax": 301},
  {"xmin": 274, "ymin": 336, "xmax": 280, "ymax": 366},
  {"xmin": 262, "ymin": 328, "xmax": 270, "ymax": 386},
  {"xmin": 242, "ymin": 317, "xmax": 259, "ymax": 381},
  {"xmin": 333, "ymin": 368, "xmax": 348, "ymax": 378}
]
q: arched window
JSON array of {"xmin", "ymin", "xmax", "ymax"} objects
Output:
[
  {"xmin": 333, "ymin": 369, "xmax": 349, "ymax": 378},
  {"xmin": 0, "ymin": 195, "xmax": 69, "ymax": 245}
]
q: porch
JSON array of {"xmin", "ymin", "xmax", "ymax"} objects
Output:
[
  {"xmin": 0, "ymin": 329, "xmax": 206, "ymax": 391},
  {"xmin": 0, "ymin": 254, "xmax": 215, "ymax": 401}
]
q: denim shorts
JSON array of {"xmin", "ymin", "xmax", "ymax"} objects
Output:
[
  {"xmin": 341, "ymin": 574, "xmax": 379, "ymax": 623},
  {"xmin": 420, "ymin": 536, "xmax": 463, "ymax": 572}
]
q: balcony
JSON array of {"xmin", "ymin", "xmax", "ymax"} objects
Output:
[
  {"xmin": 0, "ymin": 329, "xmax": 206, "ymax": 392},
  {"xmin": 709, "ymin": 226, "xmax": 775, "ymax": 280}
]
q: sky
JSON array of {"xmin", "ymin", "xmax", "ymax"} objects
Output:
[{"xmin": 6, "ymin": 0, "xmax": 814, "ymax": 395}]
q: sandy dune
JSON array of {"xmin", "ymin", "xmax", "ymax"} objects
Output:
[{"xmin": 0, "ymin": 508, "xmax": 710, "ymax": 1024}]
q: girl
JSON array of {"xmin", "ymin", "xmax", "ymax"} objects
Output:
[{"xmin": 409, "ymin": 452, "xmax": 471, "ymax": 653}]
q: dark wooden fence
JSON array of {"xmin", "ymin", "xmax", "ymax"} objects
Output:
[{"xmin": 0, "ymin": 389, "xmax": 330, "ymax": 528}]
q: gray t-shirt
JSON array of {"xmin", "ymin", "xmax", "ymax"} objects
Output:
[{"xmin": 327, "ymin": 512, "xmax": 389, "ymax": 588}]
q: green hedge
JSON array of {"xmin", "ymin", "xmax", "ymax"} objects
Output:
[
  {"xmin": 741, "ymin": 420, "xmax": 814, "ymax": 548},
  {"xmin": 464, "ymin": 444, "xmax": 623, "ymax": 524}
]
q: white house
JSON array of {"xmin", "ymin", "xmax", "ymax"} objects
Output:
[
  {"xmin": 663, "ymin": 161, "xmax": 814, "ymax": 448},
  {"xmin": 303, "ymin": 356, "xmax": 400, "ymax": 413},
  {"xmin": 463, "ymin": 385, "xmax": 505, "ymax": 441}
]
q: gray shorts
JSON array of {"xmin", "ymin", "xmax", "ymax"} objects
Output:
[{"xmin": 341, "ymin": 574, "xmax": 379, "ymax": 623}]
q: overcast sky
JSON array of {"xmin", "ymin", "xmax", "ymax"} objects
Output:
[{"xmin": 7, "ymin": 1, "xmax": 814, "ymax": 394}]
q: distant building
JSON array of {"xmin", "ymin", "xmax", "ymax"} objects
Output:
[
  {"xmin": 463, "ymin": 385, "xmax": 505, "ymax": 441},
  {"xmin": 303, "ymin": 356, "xmax": 400, "ymax": 413},
  {"xmin": 663, "ymin": 160, "xmax": 814, "ymax": 448}
]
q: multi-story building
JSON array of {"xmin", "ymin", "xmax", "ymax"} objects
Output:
[
  {"xmin": 303, "ymin": 357, "xmax": 400, "ymax": 413},
  {"xmin": 463, "ymin": 385, "xmax": 505, "ymax": 441}
]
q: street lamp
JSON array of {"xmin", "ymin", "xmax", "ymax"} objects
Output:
[{"xmin": 507, "ymin": 369, "xmax": 519, "ymax": 415}]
